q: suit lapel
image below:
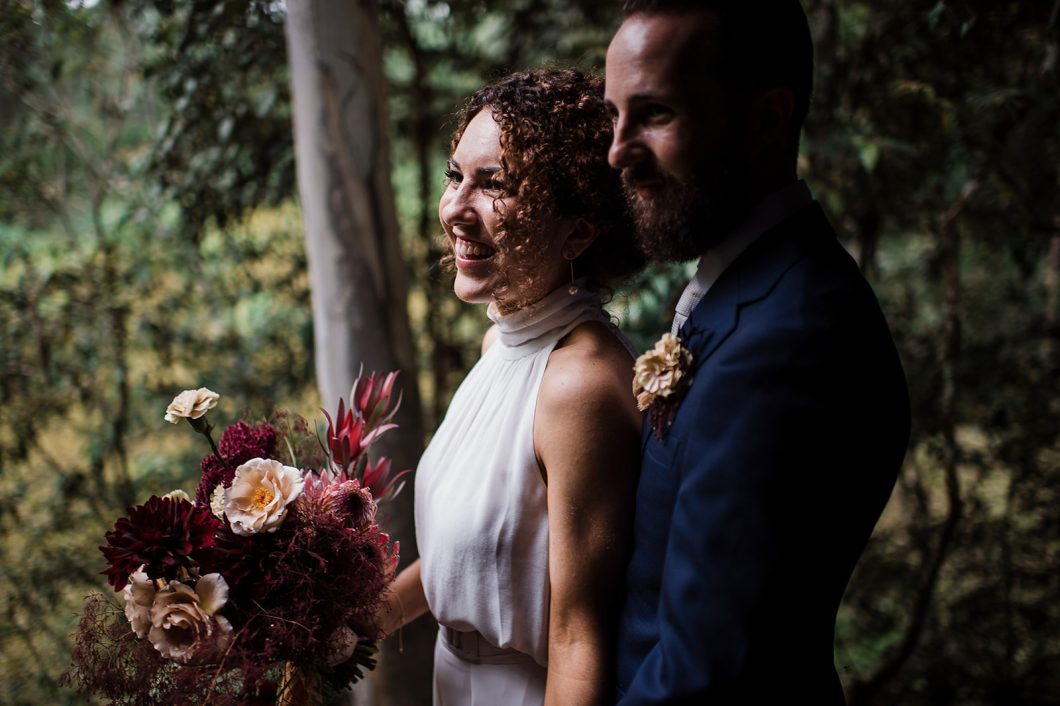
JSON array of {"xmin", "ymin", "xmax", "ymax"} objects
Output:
[{"xmin": 680, "ymin": 203, "xmax": 834, "ymax": 367}]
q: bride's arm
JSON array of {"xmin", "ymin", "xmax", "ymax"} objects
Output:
[
  {"xmin": 536, "ymin": 329, "xmax": 641, "ymax": 706},
  {"xmin": 378, "ymin": 559, "xmax": 429, "ymax": 637}
]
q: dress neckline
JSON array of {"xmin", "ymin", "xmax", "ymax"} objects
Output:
[{"xmin": 487, "ymin": 282, "xmax": 605, "ymax": 359}]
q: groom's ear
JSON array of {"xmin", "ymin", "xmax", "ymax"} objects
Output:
[
  {"xmin": 561, "ymin": 217, "xmax": 599, "ymax": 258},
  {"xmin": 750, "ymin": 86, "xmax": 796, "ymax": 152}
]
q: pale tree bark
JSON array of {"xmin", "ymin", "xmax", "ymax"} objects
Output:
[{"xmin": 285, "ymin": 1, "xmax": 433, "ymax": 704}]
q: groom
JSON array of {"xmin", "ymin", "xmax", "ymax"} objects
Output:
[{"xmin": 606, "ymin": 1, "xmax": 910, "ymax": 703}]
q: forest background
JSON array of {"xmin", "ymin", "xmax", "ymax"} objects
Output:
[{"xmin": 1, "ymin": 1, "xmax": 1058, "ymax": 705}]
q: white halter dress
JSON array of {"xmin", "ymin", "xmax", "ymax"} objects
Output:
[{"xmin": 414, "ymin": 285, "xmax": 613, "ymax": 705}]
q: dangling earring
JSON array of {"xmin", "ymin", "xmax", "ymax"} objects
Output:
[{"xmin": 564, "ymin": 249, "xmax": 578, "ymax": 295}]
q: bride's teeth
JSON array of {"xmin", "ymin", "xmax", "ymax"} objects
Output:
[{"xmin": 456, "ymin": 239, "xmax": 492, "ymax": 259}]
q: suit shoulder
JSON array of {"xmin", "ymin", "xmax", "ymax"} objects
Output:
[{"xmin": 748, "ymin": 238, "xmax": 892, "ymax": 341}]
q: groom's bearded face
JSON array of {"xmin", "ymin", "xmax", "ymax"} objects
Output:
[
  {"xmin": 606, "ymin": 10, "xmax": 754, "ymax": 263},
  {"xmin": 620, "ymin": 144, "xmax": 750, "ymax": 263}
]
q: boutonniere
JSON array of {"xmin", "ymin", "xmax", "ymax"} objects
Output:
[{"xmin": 632, "ymin": 332, "xmax": 694, "ymax": 440}]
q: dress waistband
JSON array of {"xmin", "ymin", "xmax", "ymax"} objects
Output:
[{"xmin": 440, "ymin": 626, "xmax": 535, "ymax": 665}]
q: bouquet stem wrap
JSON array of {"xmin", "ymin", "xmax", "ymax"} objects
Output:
[{"xmin": 279, "ymin": 662, "xmax": 314, "ymax": 706}]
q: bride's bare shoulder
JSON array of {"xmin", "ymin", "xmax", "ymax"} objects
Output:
[{"xmin": 538, "ymin": 320, "xmax": 639, "ymax": 425}]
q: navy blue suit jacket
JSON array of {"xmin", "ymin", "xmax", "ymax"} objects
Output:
[{"xmin": 616, "ymin": 203, "xmax": 910, "ymax": 704}]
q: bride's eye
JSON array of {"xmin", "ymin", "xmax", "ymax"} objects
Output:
[{"xmin": 444, "ymin": 167, "xmax": 462, "ymax": 186}]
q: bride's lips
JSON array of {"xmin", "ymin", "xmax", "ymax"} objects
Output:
[{"xmin": 453, "ymin": 236, "xmax": 497, "ymax": 270}]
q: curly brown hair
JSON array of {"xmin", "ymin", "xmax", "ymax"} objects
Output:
[{"xmin": 444, "ymin": 68, "xmax": 643, "ymax": 309}]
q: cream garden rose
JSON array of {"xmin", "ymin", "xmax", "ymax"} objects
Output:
[
  {"xmin": 163, "ymin": 388, "xmax": 220, "ymax": 424},
  {"xmin": 224, "ymin": 458, "xmax": 305, "ymax": 536},
  {"xmin": 632, "ymin": 333, "xmax": 693, "ymax": 412},
  {"xmin": 148, "ymin": 574, "xmax": 233, "ymax": 664}
]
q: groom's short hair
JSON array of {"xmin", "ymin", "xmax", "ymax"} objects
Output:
[{"xmin": 622, "ymin": 0, "xmax": 814, "ymax": 135}]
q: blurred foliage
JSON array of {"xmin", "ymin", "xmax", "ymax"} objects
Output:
[
  {"xmin": 0, "ymin": 4, "xmax": 312, "ymax": 701},
  {"xmin": 140, "ymin": 0, "xmax": 294, "ymax": 240},
  {"xmin": 802, "ymin": 3, "xmax": 1060, "ymax": 705},
  {"xmin": 0, "ymin": 0, "xmax": 1057, "ymax": 704}
]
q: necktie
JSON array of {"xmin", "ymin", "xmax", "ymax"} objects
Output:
[{"xmin": 671, "ymin": 276, "xmax": 703, "ymax": 335}]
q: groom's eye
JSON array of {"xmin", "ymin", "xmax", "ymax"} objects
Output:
[{"xmin": 643, "ymin": 104, "xmax": 674, "ymax": 123}]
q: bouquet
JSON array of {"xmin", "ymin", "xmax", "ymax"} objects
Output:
[{"xmin": 66, "ymin": 370, "xmax": 411, "ymax": 705}]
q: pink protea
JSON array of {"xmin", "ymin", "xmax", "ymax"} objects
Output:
[
  {"xmin": 297, "ymin": 467, "xmax": 345, "ymax": 519},
  {"xmin": 321, "ymin": 480, "xmax": 377, "ymax": 532},
  {"xmin": 299, "ymin": 471, "xmax": 378, "ymax": 530}
]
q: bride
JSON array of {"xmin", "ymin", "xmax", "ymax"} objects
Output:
[{"xmin": 381, "ymin": 68, "xmax": 644, "ymax": 705}]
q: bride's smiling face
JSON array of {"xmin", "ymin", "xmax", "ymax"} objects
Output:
[{"xmin": 439, "ymin": 109, "xmax": 569, "ymax": 310}]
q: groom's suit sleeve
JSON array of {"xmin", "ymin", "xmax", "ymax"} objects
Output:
[{"xmin": 619, "ymin": 269, "xmax": 903, "ymax": 703}]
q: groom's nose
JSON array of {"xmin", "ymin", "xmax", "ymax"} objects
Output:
[{"xmin": 609, "ymin": 117, "xmax": 644, "ymax": 170}]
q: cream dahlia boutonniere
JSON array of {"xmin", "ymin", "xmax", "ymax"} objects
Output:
[{"xmin": 633, "ymin": 332, "xmax": 694, "ymax": 439}]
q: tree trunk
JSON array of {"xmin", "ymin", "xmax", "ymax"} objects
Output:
[{"xmin": 284, "ymin": 2, "xmax": 433, "ymax": 703}]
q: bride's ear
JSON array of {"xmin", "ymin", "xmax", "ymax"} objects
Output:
[{"xmin": 560, "ymin": 217, "xmax": 598, "ymax": 259}]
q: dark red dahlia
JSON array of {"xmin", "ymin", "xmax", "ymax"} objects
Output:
[
  {"xmin": 195, "ymin": 421, "xmax": 277, "ymax": 505},
  {"xmin": 100, "ymin": 496, "xmax": 219, "ymax": 591}
]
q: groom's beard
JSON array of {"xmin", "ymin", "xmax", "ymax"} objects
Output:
[{"xmin": 622, "ymin": 161, "xmax": 750, "ymax": 263}]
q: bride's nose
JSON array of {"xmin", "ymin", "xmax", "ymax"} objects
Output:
[{"xmin": 439, "ymin": 186, "xmax": 476, "ymax": 229}]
